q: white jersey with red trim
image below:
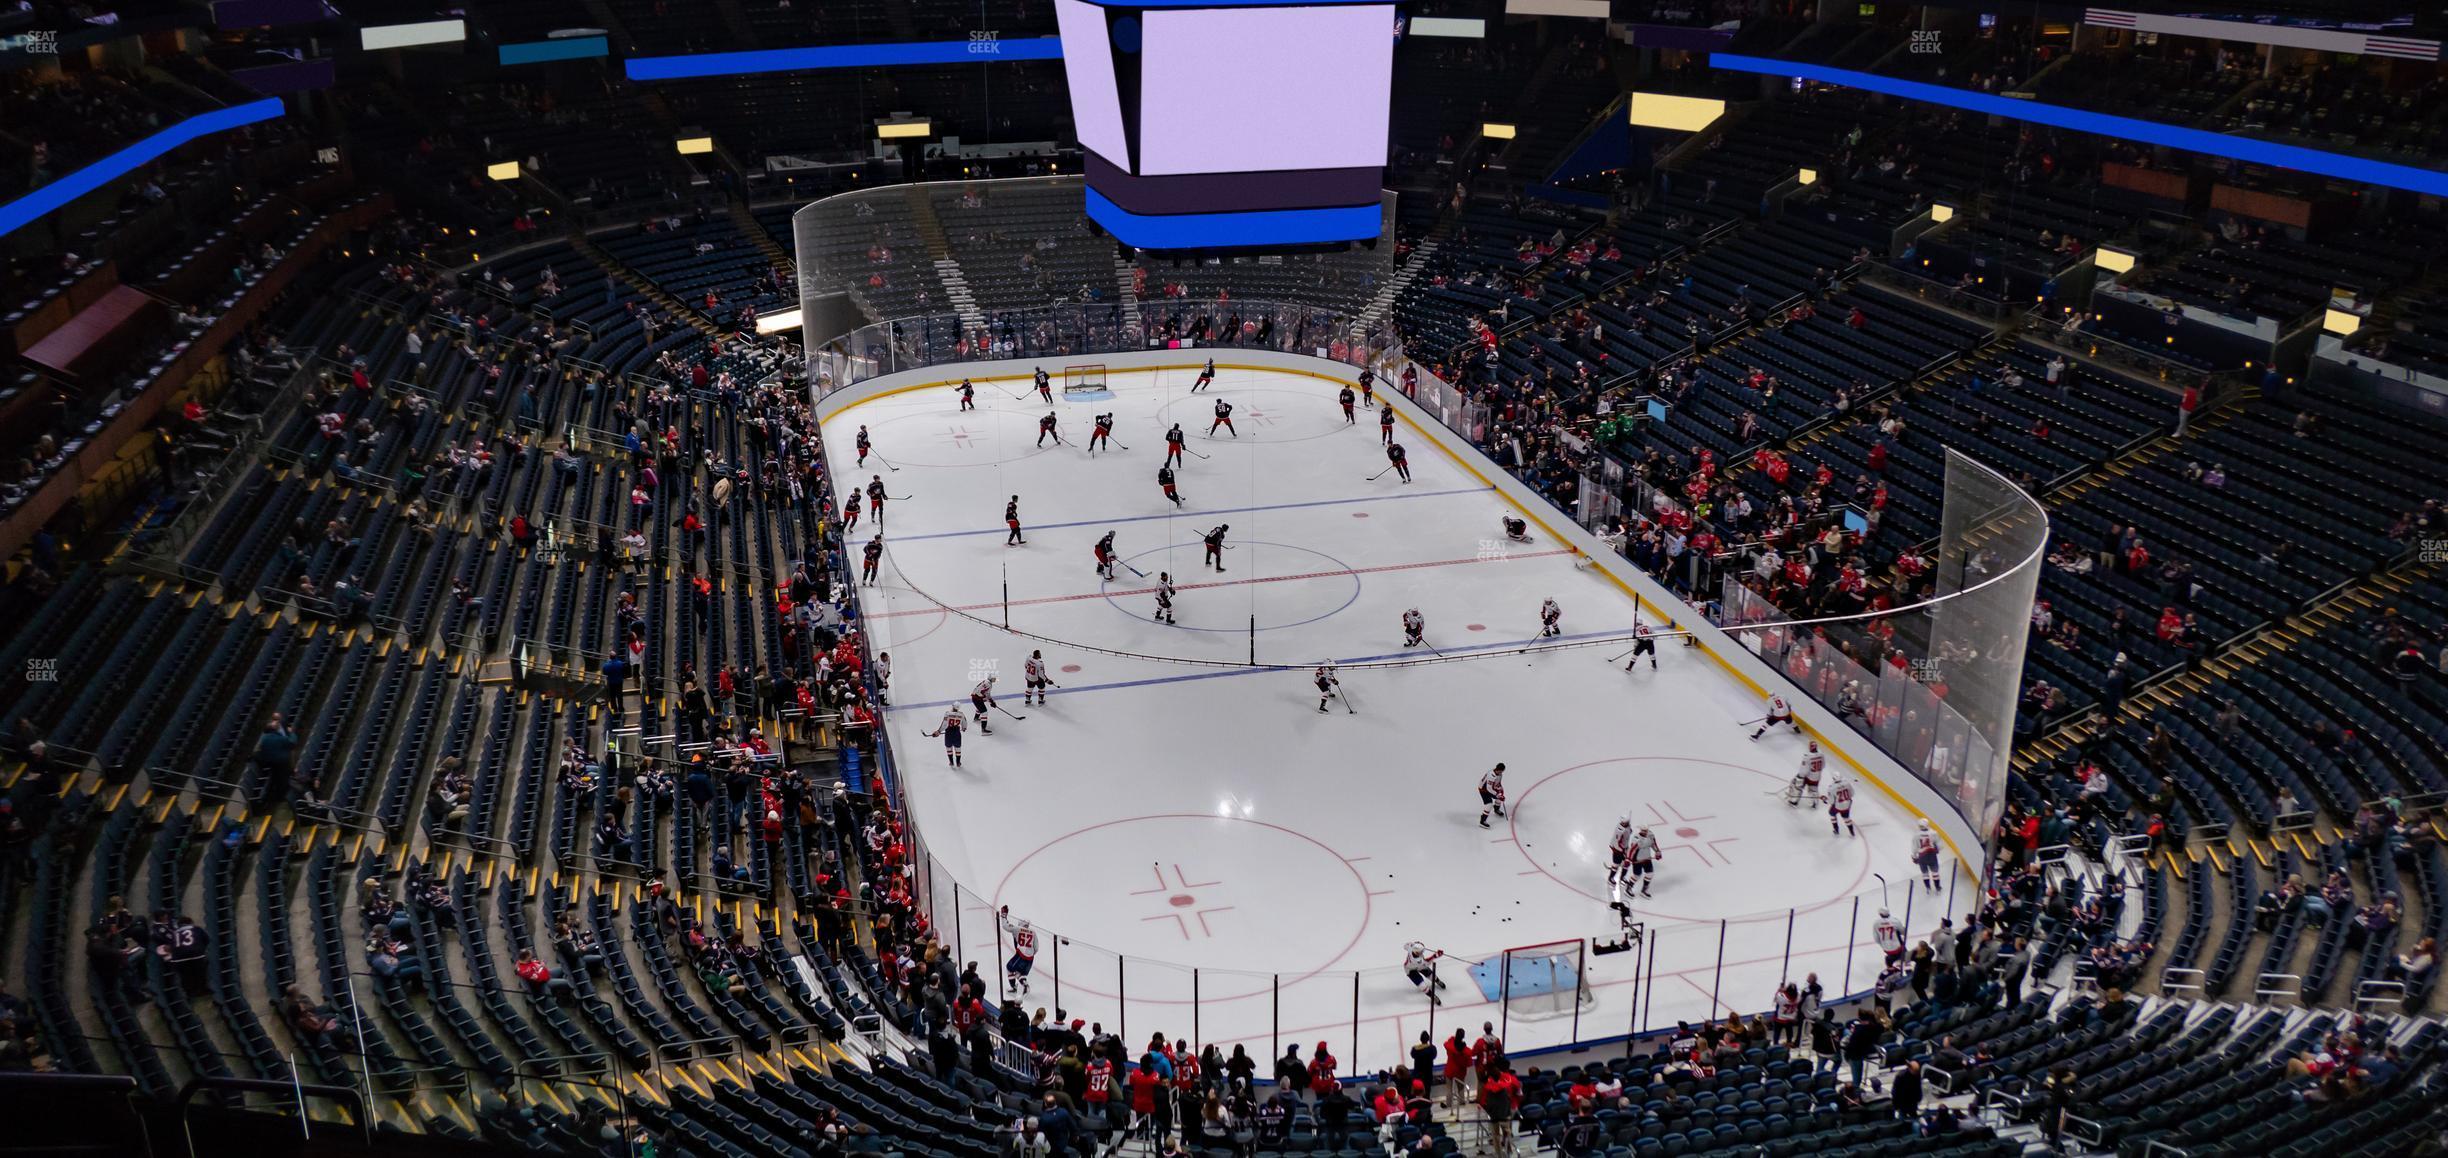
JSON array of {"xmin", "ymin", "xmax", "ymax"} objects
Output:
[
  {"xmin": 1915, "ymin": 830, "xmax": 1940, "ymax": 860},
  {"xmin": 973, "ymin": 678, "xmax": 997, "ymax": 700},
  {"xmin": 1798, "ymin": 750, "xmax": 1826, "ymax": 784},
  {"xmin": 939, "ymin": 709, "xmax": 964, "ymax": 734},
  {"xmin": 1610, "ymin": 823, "xmax": 1634, "ymax": 860},
  {"xmin": 1478, "ymin": 768, "xmax": 1505, "ymax": 802},
  {"xmin": 1767, "ymin": 695, "xmax": 1792, "ymax": 718},
  {"xmin": 1830, "ymin": 780, "xmax": 1855, "ymax": 810},
  {"xmin": 1630, "ymin": 831, "xmax": 1661, "ymax": 864},
  {"xmin": 1005, "ymin": 916, "xmax": 1038, "ymax": 960},
  {"xmin": 1024, "ymin": 657, "xmax": 1047, "ymax": 682},
  {"xmin": 1540, "ymin": 599, "xmax": 1560, "ymax": 624}
]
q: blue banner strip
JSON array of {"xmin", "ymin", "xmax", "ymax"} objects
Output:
[
  {"xmin": 1708, "ymin": 52, "xmax": 2448, "ymax": 198},
  {"xmin": 0, "ymin": 97, "xmax": 287, "ymax": 239},
  {"xmin": 626, "ymin": 37, "xmax": 1063, "ymax": 80}
]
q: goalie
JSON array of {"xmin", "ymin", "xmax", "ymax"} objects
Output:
[
  {"xmin": 1403, "ymin": 942, "xmax": 1447, "ymax": 1005},
  {"xmin": 1783, "ymin": 741, "xmax": 1825, "ymax": 807}
]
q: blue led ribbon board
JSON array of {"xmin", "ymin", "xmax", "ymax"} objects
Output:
[{"xmin": 1708, "ymin": 53, "xmax": 2448, "ymax": 199}]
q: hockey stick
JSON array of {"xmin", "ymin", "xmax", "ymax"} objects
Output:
[
  {"xmin": 872, "ymin": 451, "xmax": 900, "ymax": 473},
  {"xmin": 1181, "ymin": 446, "xmax": 1210, "ymax": 460},
  {"xmin": 1121, "ymin": 561, "xmax": 1149, "ymax": 579},
  {"xmin": 1336, "ymin": 682, "xmax": 1355, "ymax": 714},
  {"xmin": 1365, "ymin": 466, "xmax": 1396, "ymax": 481},
  {"xmin": 1606, "ymin": 645, "xmax": 1640, "ymax": 663},
  {"xmin": 994, "ymin": 703, "xmax": 1028, "ymax": 721},
  {"xmin": 887, "ymin": 493, "xmax": 914, "ymax": 501},
  {"xmin": 1873, "ymin": 872, "xmax": 1890, "ymax": 910}
]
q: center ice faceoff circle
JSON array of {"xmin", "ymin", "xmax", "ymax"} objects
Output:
[
  {"xmin": 1101, "ymin": 541, "xmax": 1363, "ymax": 633},
  {"xmin": 1507, "ymin": 755, "xmax": 1879, "ymax": 923},
  {"xmin": 992, "ymin": 814, "xmax": 1373, "ymax": 983}
]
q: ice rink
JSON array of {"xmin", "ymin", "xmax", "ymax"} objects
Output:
[{"xmin": 825, "ymin": 365, "xmax": 1977, "ymax": 1069}]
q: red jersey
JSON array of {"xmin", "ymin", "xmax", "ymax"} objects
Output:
[
  {"xmin": 1128, "ymin": 1069, "xmax": 1162, "ymax": 1113},
  {"xmin": 1084, "ymin": 1059, "xmax": 1113, "ymax": 1103}
]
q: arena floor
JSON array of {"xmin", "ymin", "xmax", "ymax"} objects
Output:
[{"xmin": 823, "ymin": 365, "xmax": 1977, "ymax": 1069}]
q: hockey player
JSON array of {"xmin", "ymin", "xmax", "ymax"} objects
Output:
[
  {"xmin": 860, "ymin": 533, "xmax": 884, "ymax": 584},
  {"xmin": 1023, "ymin": 650, "xmax": 1053, "ymax": 706},
  {"xmin": 1209, "ymin": 398, "xmax": 1235, "ymax": 437},
  {"xmin": 1501, "ymin": 515, "xmax": 1532, "ymax": 543},
  {"xmin": 969, "ymin": 674, "xmax": 999, "ymax": 734},
  {"xmin": 1624, "ymin": 824, "xmax": 1661, "ymax": 898},
  {"xmin": 1202, "ymin": 524, "xmax": 1229, "ymax": 572},
  {"xmin": 841, "ymin": 489, "xmax": 863, "ymax": 533},
  {"xmin": 1358, "ymin": 367, "xmax": 1377, "ymax": 406},
  {"xmin": 1403, "ymin": 941, "xmax": 1447, "ymax": 1004},
  {"xmin": 1033, "ymin": 366, "xmax": 1053, "ymax": 403},
  {"xmin": 1873, "ymin": 907, "xmax": 1905, "ymax": 962},
  {"xmin": 1914, "ymin": 820, "xmax": 1942, "ymax": 891},
  {"xmin": 1156, "ymin": 464, "xmax": 1184, "ymax": 507},
  {"xmin": 921, "ymin": 706, "xmax": 966, "ymax": 766},
  {"xmin": 1037, "ymin": 411, "xmax": 1063, "ymax": 447},
  {"xmin": 1153, "ymin": 572, "xmax": 1177, "ymax": 624},
  {"xmin": 1089, "ymin": 412, "xmax": 1115, "ymax": 452},
  {"xmin": 956, "ymin": 378, "xmax": 976, "ymax": 410},
  {"xmin": 1313, "ymin": 663, "xmax": 1341, "ymax": 713},
  {"xmin": 1401, "ymin": 607, "xmax": 1425, "ymax": 648},
  {"xmin": 1385, "ymin": 441, "xmax": 1411, "ymax": 483},
  {"xmin": 1827, "ymin": 775, "xmax": 1857, "ymax": 836},
  {"xmin": 1787, "ymin": 741, "xmax": 1825, "ymax": 807},
  {"xmin": 1749, "ymin": 694, "xmax": 1799, "ymax": 740},
  {"xmin": 1623, "ymin": 622, "xmax": 1658, "ymax": 671},
  {"xmin": 1379, "ymin": 402, "xmax": 1396, "ymax": 445},
  {"xmin": 866, "ymin": 476, "xmax": 887, "ymax": 524},
  {"xmin": 1477, "ymin": 763, "xmax": 1507, "ymax": 828},
  {"xmin": 1608, "ymin": 816, "xmax": 1635, "ymax": 885},
  {"xmin": 1001, "ymin": 907, "xmax": 1038, "ymax": 994},
  {"xmin": 1538, "ymin": 597, "xmax": 1561, "ymax": 639},
  {"xmin": 1193, "ymin": 358, "xmax": 1216, "ymax": 392},
  {"xmin": 1338, "ymin": 385, "xmax": 1357, "ymax": 424},
  {"xmin": 1004, "ymin": 496, "xmax": 1025, "ymax": 546},
  {"xmin": 855, "ymin": 425, "xmax": 872, "ymax": 467},
  {"xmin": 1163, "ymin": 423, "xmax": 1187, "ymax": 468},
  {"xmin": 1093, "ymin": 531, "xmax": 1118, "ymax": 581}
]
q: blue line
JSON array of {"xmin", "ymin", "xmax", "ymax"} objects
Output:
[
  {"xmin": 889, "ymin": 627, "xmax": 1630, "ymax": 713},
  {"xmin": 890, "ymin": 485, "xmax": 1490, "ymax": 542},
  {"xmin": 626, "ymin": 37, "xmax": 1063, "ymax": 80},
  {"xmin": 0, "ymin": 98, "xmax": 288, "ymax": 239},
  {"xmin": 1084, "ymin": 189, "xmax": 1386, "ymax": 248},
  {"xmin": 1709, "ymin": 52, "xmax": 2448, "ymax": 198}
]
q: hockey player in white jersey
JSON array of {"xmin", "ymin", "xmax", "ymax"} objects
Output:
[
  {"xmin": 1785, "ymin": 741, "xmax": 1825, "ymax": 806},
  {"xmin": 1476, "ymin": 763, "xmax": 1507, "ymax": 828},
  {"xmin": 1153, "ymin": 572, "xmax": 1177, "ymax": 625},
  {"xmin": 1000, "ymin": 906, "xmax": 1038, "ymax": 995},
  {"xmin": 1608, "ymin": 816, "xmax": 1635, "ymax": 885},
  {"xmin": 1313, "ymin": 664, "xmax": 1342, "ymax": 713},
  {"xmin": 1403, "ymin": 941, "xmax": 1447, "ymax": 1004},
  {"xmin": 1750, "ymin": 694, "xmax": 1800, "ymax": 740},
  {"xmin": 1401, "ymin": 607, "xmax": 1425, "ymax": 648},
  {"xmin": 1873, "ymin": 907, "xmax": 1905, "ymax": 962},
  {"xmin": 1537, "ymin": 597, "xmax": 1561, "ymax": 639},
  {"xmin": 1023, "ymin": 650, "xmax": 1053, "ymax": 706},
  {"xmin": 1827, "ymin": 776, "xmax": 1856, "ymax": 836},
  {"xmin": 969, "ymin": 674, "xmax": 999, "ymax": 734},
  {"xmin": 1622, "ymin": 824, "xmax": 1661, "ymax": 899}
]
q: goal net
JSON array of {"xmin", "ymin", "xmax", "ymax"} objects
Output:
[
  {"xmin": 1474, "ymin": 940, "xmax": 1593, "ymax": 1022},
  {"xmin": 1061, "ymin": 363, "xmax": 1109, "ymax": 395}
]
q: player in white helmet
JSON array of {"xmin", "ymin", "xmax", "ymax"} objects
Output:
[
  {"xmin": 1624, "ymin": 824, "xmax": 1662, "ymax": 899},
  {"xmin": 1402, "ymin": 607, "xmax": 1425, "ymax": 648},
  {"xmin": 1538, "ymin": 597, "xmax": 1561, "ymax": 639},
  {"xmin": 1000, "ymin": 906, "xmax": 1038, "ymax": 994},
  {"xmin": 1314, "ymin": 663, "xmax": 1342, "ymax": 713},
  {"xmin": 969, "ymin": 673, "xmax": 999, "ymax": 734},
  {"xmin": 1873, "ymin": 907, "xmax": 1905, "ymax": 961},
  {"xmin": 1750, "ymin": 694, "xmax": 1799, "ymax": 740},
  {"xmin": 1403, "ymin": 941, "xmax": 1446, "ymax": 1003},
  {"xmin": 1608, "ymin": 815, "xmax": 1635, "ymax": 885},
  {"xmin": 1786, "ymin": 741, "xmax": 1825, "ymax": 807}
]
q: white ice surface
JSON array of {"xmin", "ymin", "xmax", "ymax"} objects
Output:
[{"xmin": 827, "ymin": 366, "xmax": 1977, "ymax": 1069}]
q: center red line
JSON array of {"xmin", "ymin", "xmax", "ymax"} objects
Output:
[{"xmin": 867, "ymin": 548, "xmax": 1574, "ymax": 620}]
